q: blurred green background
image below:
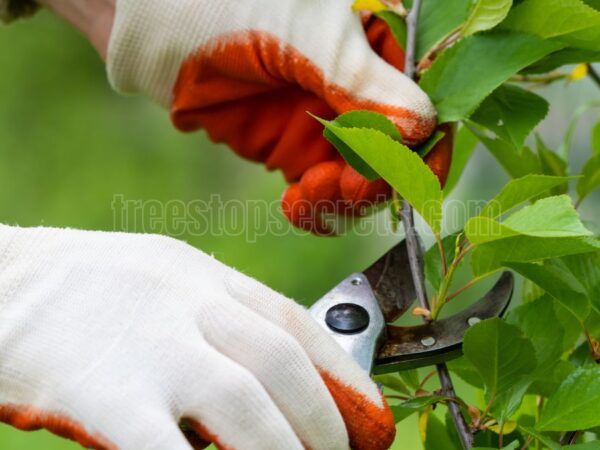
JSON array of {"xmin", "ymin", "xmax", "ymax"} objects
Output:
[{"xmin": 1, "ymin": 10, "xmax": 599, "ymax": 450}]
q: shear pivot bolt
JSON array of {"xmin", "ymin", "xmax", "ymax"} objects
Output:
[
  {"xmin": 421, "ymin": 336, "xmax": 436, "ymax": 347},
  {"xmin": 351, "ymin": 277, "xmax": 363, "ymax": 286},
  {"xmin": 325, "ymin": 303, "xmax": 369, "ymax": 334}
]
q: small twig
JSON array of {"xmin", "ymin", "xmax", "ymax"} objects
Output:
[
  {"xmin": 417, "ymin": 26, "xmax": 462, "ymax": 72},
  {"xmin": 437, "ymin": 363, "xmax": 473, "ymax": 449},
  {"xmin": 510, "ymin": 72, "xmax": 568, "ymax": 84},
  {"xmin": 588, "ymin": 64, "xmax": 600, "ymax": 89},
  {"xmin": 419, "ymin": 369, "xmax": 437, "ymax": 388},
  {"xmin": 437, "ymin": 236, "xmax": 448, "ymax": 276}
]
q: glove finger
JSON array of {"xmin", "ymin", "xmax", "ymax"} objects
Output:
[
  {"xmin": 0, "ymin": 403, "xmax": 194, "ymax": 450},
  {"xmin": 339, "ymin": 163, "xmax": 392, "ymax": 215},
  {"xmin": 281, "ymin": 183, "xmax": 336, "ymax": 236},
  {"xmin": 196, "ymin": 299, "xmax": 349, "ymax": 450},
  {"xmin": 424, "ymin": 123, "xmax": 454, "ymax": 188},
  {"xmin": 180, "ymin": 339, "xmax": 303, "ymax": 450},
  {"xmin": 225, "ymin": 273, "xmax": 396, "ymax": 450},
  {"xmin": 174, "ymin": 78, "xmax": 339, "ymax": 182}
]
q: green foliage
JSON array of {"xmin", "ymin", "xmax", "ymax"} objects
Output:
[
  {"xmin": 314, "ymin": 110, "xmax": 402, "ymax": 180},
  {"xmin": 424, "ymin": 413, "xmax": 462, "ymax": 450},
  {"xmin": 465, "ymin": 195, "xmax": 591, "ymax": 245},
  {"xmin": 316, "ymin": 119, "xmax": 444, "ymax": 234},
  {"xmin": 592, "ymin": 121, "xmax": 600, "ymax": 152},
  {"xmin": 506, "ymin": 261, "xmax": 590, "ymax": 321},
  {"xmin": 536, "ymin": 135, "xmax": 570, "ymax": 194},
  {"xmin": 443, "ymin": 125, "xmax": 479, "ymax": 195},
  {"xmin": 538, "ymin": 366, "xmax": 600, "ymax": 431},
  {"xmin": 473, "ymin": 443, "xmax": 519, "ymax": 450},
  {"xmin": 419, "ymin": 32, "xmax": 562, "ymax": 122},
  {"xmin": 425, "ymin": 233, "xmax": 459, "ymax": 289},
  {"xmin": 416, "ymin": 0, "xmax": 471, "ymax": 59},
  {"xmin": 478, "ymin": 175, "xmax": 574, "ymax": 218},
  {"xmin": 461, "ymin": 0, "xmax": 513, "ymax": 37},
  {"xmin": 470, "ymin": 84, "xmax": 549, "ymax": 151},
  {"xmin": 471, "ymin": 235, "xmax": 600, "ymax": 276},
  {"xmin": 463, "ymin": 318, "xmax": 537, "ymax": 402},
  {"xmin": 577, "ymin": 153, "xmax": 600, "ymax": 204},
  {"xmin": 391, "ymin": 395, "xmax": 449, "ymax": 423},
  {"xmin": 501, "ymin": 0, "xmax": 600, "ymax": 39}
]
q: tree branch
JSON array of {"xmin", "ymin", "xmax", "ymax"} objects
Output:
[{"xmin": 400, "ymin": 1, "xmax": 474, "ymax": 448}]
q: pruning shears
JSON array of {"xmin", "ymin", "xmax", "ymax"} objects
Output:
[{"xmin": 310, "ymin": 240, "xmax": 514, "ymax": 374}]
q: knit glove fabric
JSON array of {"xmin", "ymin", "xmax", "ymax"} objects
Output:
[
  {"xmin": 0, "ymin": 224, "xmax": 395, "ymax": 450},
  {"xmin": 106, "ymin": 0, "xmax": 441, "ymax": 234}
]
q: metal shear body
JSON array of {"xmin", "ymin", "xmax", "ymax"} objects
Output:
[{"xmin": 310, "ymin": 240, "xmax": 514, "ymax": 374}]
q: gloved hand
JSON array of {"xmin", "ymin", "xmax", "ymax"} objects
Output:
[
  {"xmin": 106, "ymin": 0, "xmax": 441, "ymax": 233},
  {"xmin": 0, "ymin": 224, "xmax": 395, "ymax": 450}
]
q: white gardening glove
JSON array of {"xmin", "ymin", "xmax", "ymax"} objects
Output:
[
  {"xmin": 106, "ymin": 0, "xmax": 438, "ymax": 234},
  {"xmin": 0, "ymin": 224, "xmax": 395, "ymax": 450}
]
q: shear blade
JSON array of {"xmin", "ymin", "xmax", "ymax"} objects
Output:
[
  {"xmin": 363, "ymin": 239, "xmax": 420, "ymax": 323},
  {"xmin": 373, "ymin": 271, "xmax": 514, "ymax": 374}
]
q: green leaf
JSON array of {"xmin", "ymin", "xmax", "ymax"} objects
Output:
[
  {"xmin": 501, "ymin": 0, "xmax": 600, "ymax": 39},
  {"xmin": 577, "ymin": 153, "xmax": 600, "ymax": 203},
  {"xmin": 523, "ymin": 48, "xmax": 600, "ymax": 74},
  {"xmin": 518, "ymin": 426, "xmax": 561, "ymax": 450},
  {"xmin": 425, "ymin": 413, "xmax": 462, "ymax": 450},
  {"xmin": 560, "ymin": 252, "xmax": 600, "ymax": 314},
  {"xmin": 448, "ymin": 356, "xmax": 484, "ymax": 388},
  {"xmin": 419, "ymin": 32, "xmax": 562, "ymax": 123},
  {"xmin": 416, "ymin": 0, "xmax": 472, "ymax": 60},
  {"xmin": 584, "ymin": 0, "xmax": 600, "ymax": 10},
  {"xmin": 558, "ymin": 101, "xmax": 600, "ymax": 158},
  {"xmin": 425, "ymin": 234, "xmax": 459, "ymax": 289},
  {"xmin": 471, "ymin": 236, "xmax": 600, "ymax": 276},
  {"xmin": 374, "ymin": 374, "xmax": 411, "ymax": 395},
  {"xmin": 592, "ymin": 121, "xmax": 600, "ymax": 153},
  {"xmin": 417, "ymin": 130, "xmax": 446, "ymax": 158},
  {"xmin": 473, "ymin": 443, "xmax": 519, "ymax": 450},
  {"xmin": 505, "ymin": 261, "xmax": 590, "ymax": 321},
  {"xmin": 502, "ymin": 195, "xmax": 589, "ymax": 236},
  {"xmin": 443, "ymin": 125, "xmax": 479, "ymax": 196},
  {"xmin": 468, "ymin": 124, "xmax": 543, "ymax": 178},
  {"xmin": 529, "ymin": 359, "xmax": 576, "ymax": 397},
  {"xmin": 463, "ymin": 318, "xmax": 537, "ymax": 399},
  {"xmin": 507, "ymin": 296, "xmax": 565, "ymax": 373},
  {"xmin": 538, "ymin": 366, "xmax": 600, "ymax": 431},
  {"xmin": 509, "ymin": 297, "xmax": 576, "ymax": 392},
  {"xmin": 490, "ymin": 377, "xmax": 532, "ymax": 424},
  {"xmin": 316, "ymin": 110, "xmax": 401, "ymax": 180},
  {"xmin": 466, "ymin": 195, "xmax": 592, "ymax": 245},
  {"xmin": 399, "ymin": 369, "xmax": 421, "ymax": 390},
  {"xmin": 470, "ymin": 84, "xmax": 548, "ymax": 151},
  {"xmin": 462, "ymin": 0, "xmax": 513, "ymax": 36},
  {"xmin": 536, "ymin": 135, "xmax": 569, "ymax": 195},
  {"xmin": 317, "ymin": 124, "xmax": 443, "ymax": 233},
  {"xmin": 375, "ymin": 10, "xmax": 407, "ymax": 49},
  {"xmin": 391, "ymin": 395, "xmax": 448, "ymax": 423},
  {"xmin": 480, "ymin": 175, "xmax": 574, "ymax": 218},
  {"xmin": 568, "ymin": 443, "xmax": 600, "ymax": 450}
]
